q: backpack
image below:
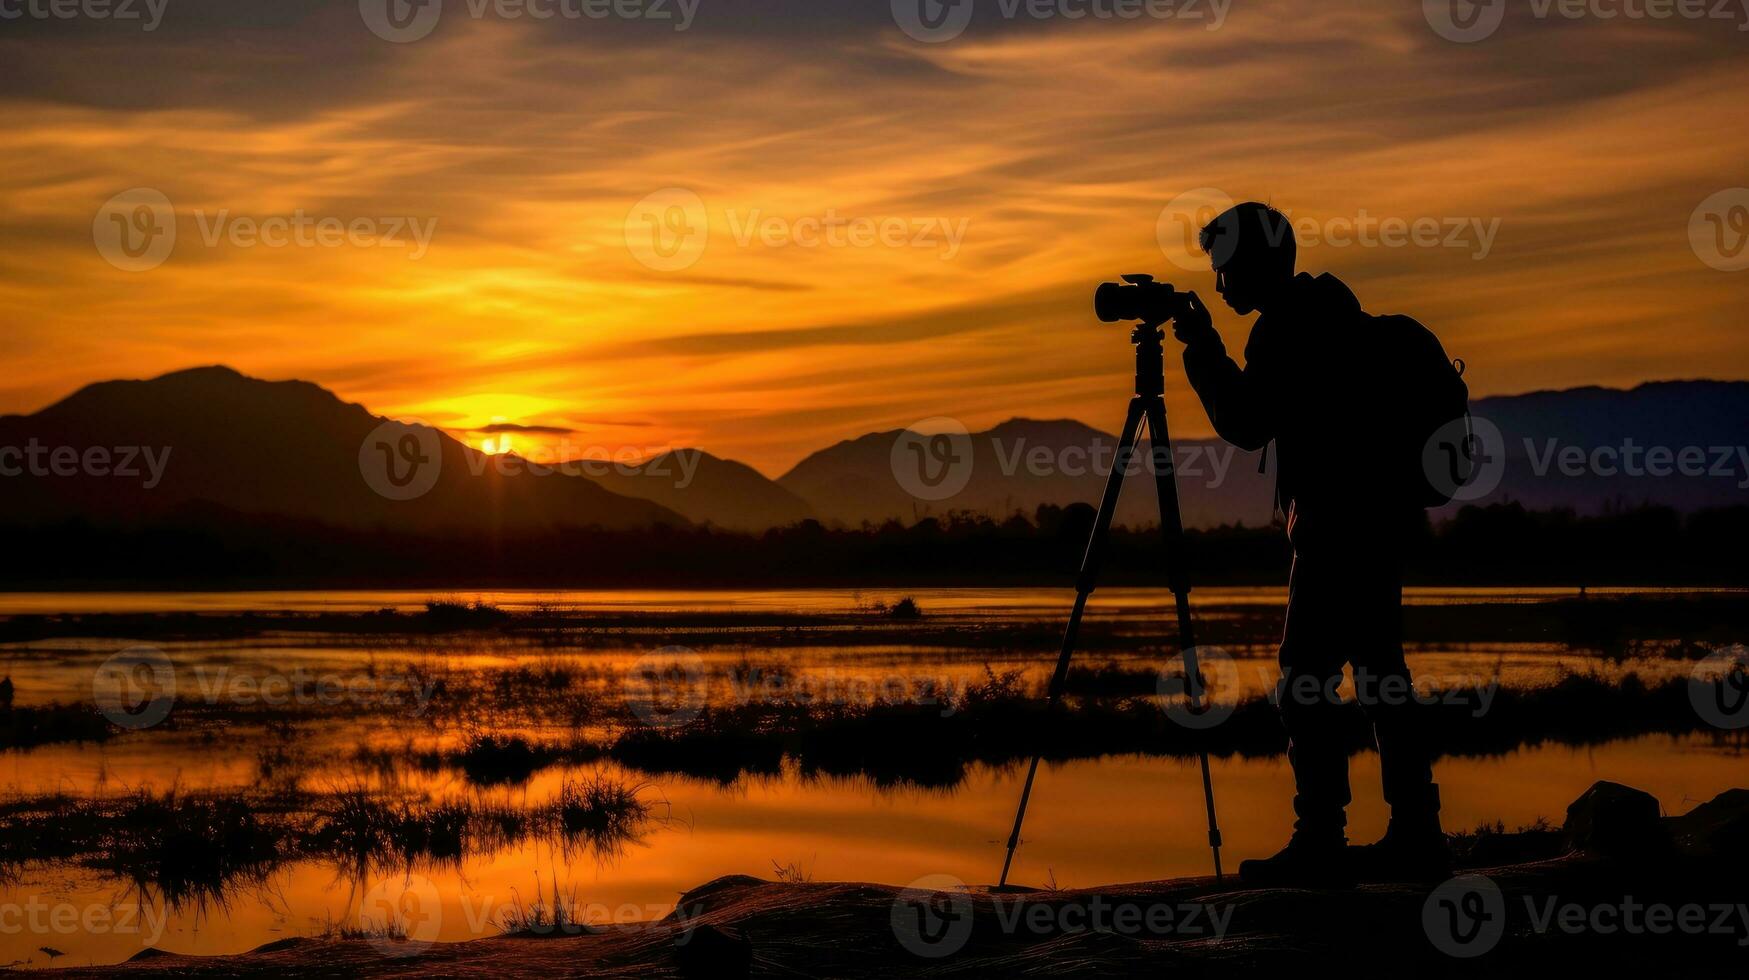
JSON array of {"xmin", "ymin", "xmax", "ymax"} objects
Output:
[{"xmin": 1374, "ymin": 314, "xmax": 1471, "ymax": 507}]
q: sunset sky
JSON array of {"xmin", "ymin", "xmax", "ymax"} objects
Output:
[{"xmin": 2, "ymin": 0, "xmax": 1746, "ymax": 475}]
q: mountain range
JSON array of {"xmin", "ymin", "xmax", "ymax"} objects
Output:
[
  {"xmin": 777, "ymin": 418, "xmax": 1277, "ymax": 529},
  {"xmin": 1, "ymin": 367, "xmax": 1744, "ymax": 537}
]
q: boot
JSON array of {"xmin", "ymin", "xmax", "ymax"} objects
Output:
[
  {"xmin": 1238, "ymin": 832, "xmax": 1354, "ymax": 888},
  {"xmin": 1351, "ymin": 786, "xmax": 1450, "ymax": 882}
]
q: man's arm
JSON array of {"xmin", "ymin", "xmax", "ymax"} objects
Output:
[{"xmin": 1173, "ymin": 292, "xmax": 1275, "ymax": 452}]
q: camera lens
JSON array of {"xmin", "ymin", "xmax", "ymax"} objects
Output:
[{"xmin": 1093, "ymin": 282, "xmax": 1132, "ymax": 322}]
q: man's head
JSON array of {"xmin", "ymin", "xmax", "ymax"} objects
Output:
[{"xmin": 1199, "ymin": 202, "xmax": 1295, "ymax": 315}]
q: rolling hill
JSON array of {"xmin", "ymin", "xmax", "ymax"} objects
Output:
[{"xmin": 0, "ymin": 366, "xmax": 683, "ymax": 533}]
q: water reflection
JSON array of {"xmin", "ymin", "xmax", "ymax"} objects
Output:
[
  {"xmin": 0, "ymin": 587, "xmax": 1743, "ymax": 968},
  {"xmin": 0, "ymin": 735, "xmax": 1741, "ymax": 968}
]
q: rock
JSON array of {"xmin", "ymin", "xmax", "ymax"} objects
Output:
[
  {"xmin": 246, "ymin": 938, "xmax": 308, "ymax": 954},
  {"xmin": 675, "ymin": 874, "xmax": 766, "ymax": 912},
  {"xmin": 674, "ymin": 923, "xmax": 753, "ymax": 980},
  {"xmin": 1564, "ymin": 781, "xmax": 1666, "ymax": 856},
  {"xmin": 1666, "ymin": 788, "xmax": 1749, "ymax": 861}
]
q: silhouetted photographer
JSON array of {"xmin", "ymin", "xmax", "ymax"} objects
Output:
[{"xmin": 1167, "ymin": 201, "xmax": 1470, "ymax": 886}]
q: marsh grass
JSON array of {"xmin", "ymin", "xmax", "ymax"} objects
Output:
[
  {"xmin": 317, "ymin": 912, "xmax": 409, "ymax": 942},
  {"xmin": 0, "ymin": 791, "xmax": 82, "ymax": 878},
  {"xmin": 885, "ymin": 597, "xmax": 922, "ymax": 621},
  {"xmin": 0, "ymin": 787, "xmax": 291, "ymax": 909},
  {"xmin": 546, "ymin": 774, "xmax": 658, "ymax": 861},
  {"xmin": 344, "ymin": 920, "xmax": 409, "ymax": 941},
  {"xmin": 255, "ymin": 720, "xmax": 311, "ymax": 790},
  {"xmin": 348, "ymin": 732, "xmax": 606, "ymax": 788},
  {"xmin": 498, "ymin": 876, "xmax": 594, "ymax": 938},
  {"xmin": 102, "ymin": 787, "xmax": 288, "ymax": 905},
  {"xmin": 313, "ymin": 788, "xmax": 487, "ymax": 873},
  {"xmin": 451, "ymin": 732, "xmax": 605, "ymax": 785},
  {"xmin": 420, "ymin": 600, "xmax": 511, "ymax": 630},
  {"xmin": 598, "ymin": 668, "xmax": 1742, "ymax": 787},
  {"xmin": 1449, "ymin": 816, "xmax": 1566, "ymax": 867},
  {"xmin": 770, "ymin": 858, "xmax": 813, "ymax": 883},
  {"xmin": 0, "ymin": 702, "xmax": 112, "ymax": 750},
  {"xmin": 310, "ymin": 773, "xmax": 660, "ymax": 875},
  {"xmin": 0, "ymin": 772, "xmax": 661, "ymax": 908},
  {"xmin": 1062, "ymin": 661, "xmax": 1160, "ymax": 697},
  {"xmin": 406, "ymin": 657, "xmax": 604, "ymax": 728}
]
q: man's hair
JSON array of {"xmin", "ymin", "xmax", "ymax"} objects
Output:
[{"xmin": 1198, "ymin": 201, "xmax": 1295, "ymax": 276}]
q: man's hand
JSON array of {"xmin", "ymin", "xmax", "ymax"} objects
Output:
[{"xmin": 1171, "ymin": 291, "xmax": 1217, "ymax": 347}]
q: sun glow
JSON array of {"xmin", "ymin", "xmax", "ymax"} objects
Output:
[{"xmin": 2, "ymin": 6, "xmax": 1746, "ymax": 477}]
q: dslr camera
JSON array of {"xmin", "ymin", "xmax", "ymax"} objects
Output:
[{"xmin": 1094, "ymin": 274, "xmax": 1192, "ymax": 325}]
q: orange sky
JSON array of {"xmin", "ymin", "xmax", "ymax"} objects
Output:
[{"xmin": 1, "ymin": 1, "xmax": 1746, "ymax": 475}]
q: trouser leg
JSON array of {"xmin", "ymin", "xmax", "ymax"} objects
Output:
[
  {"xmin": 1348, "ymin": 537, "xmax": 1441, "ymax": 830},
  {"xmin": 1356, "ymin": 631, "xmax": 1441, "ymax": 826},
  {"xmin": 1277, "ymin": 551, "xmax": 1351, "ymax": 843}
]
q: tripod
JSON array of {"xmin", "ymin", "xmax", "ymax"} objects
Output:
[{"xmin": 996, "ymin": 320, "xmax": 1224, "ymax": 887}]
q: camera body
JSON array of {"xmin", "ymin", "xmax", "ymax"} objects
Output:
[{"xmin": 1094, "ymin": 274, "xmax": 1191, "ymax": 325}]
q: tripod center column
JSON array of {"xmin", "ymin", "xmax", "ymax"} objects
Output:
[{"xmin": 1132, "ymin": 326, "xmax": 1166, "ymax": 398}]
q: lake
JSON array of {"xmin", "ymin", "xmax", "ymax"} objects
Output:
[{"xmin": 0, "ymin": 587, "xmax": 1742, "ymax": 969}]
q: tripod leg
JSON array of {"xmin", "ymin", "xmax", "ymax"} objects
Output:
[
  {"xmin": 998, "ymin": 397, "xmax": 1147, "ymax": 888},
  {"xmin": 1142, "ymin": 397, "xmax": 1224, "ymax": 880}
]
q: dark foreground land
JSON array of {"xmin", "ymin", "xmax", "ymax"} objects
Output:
[{"xmin": 65, "ymin": 783, "xmax": 1749, "ymax": 979}]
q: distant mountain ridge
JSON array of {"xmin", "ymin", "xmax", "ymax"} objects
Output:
[
  {"xmin": 777, "ymin": 380, "xmax": 1749, "ymax": 528},
  {"xmin": 1, "ymin": 368, "xmax": 1743, "ymax": 536},
  {"xmin": 777, "ymin": 417, "xmax": 1274, "ymax": 529},
  {"xmin": 1451, "ymin": 379, "xmax": 1749, "ymax": 516},
  {"xmin": 583, "ymin": 449, "xmax": 814, "ymax": 531}
]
